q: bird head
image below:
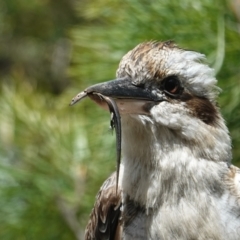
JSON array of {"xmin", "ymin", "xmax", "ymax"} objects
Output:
[{"xmin": 71, "ymin": 41, "xmax": 232, "ymax": 163}]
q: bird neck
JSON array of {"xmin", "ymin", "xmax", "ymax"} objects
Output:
[{"xmin": 119, "ymin": 115, "xmax": 230, "ymax": 210}]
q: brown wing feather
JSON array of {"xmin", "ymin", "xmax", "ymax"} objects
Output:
[{"xmin": 85, "ymin": 172, "xmax": 122, "ymax": 240}]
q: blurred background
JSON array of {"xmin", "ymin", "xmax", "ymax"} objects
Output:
[{"xmin": 0, "ymin": 0, "xmax": 239, "ymax": 239}]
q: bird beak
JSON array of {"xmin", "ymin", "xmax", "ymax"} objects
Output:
[
  {"xmin": 69, "ymin": 77, "xmax": 162, "ymax": 191},
  {"xmin": 70, "ymin": 77, "xmax": 162, "ymax": 114}
]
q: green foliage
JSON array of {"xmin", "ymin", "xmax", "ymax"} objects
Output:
[
  {"xmin": 0, "ymin": 0, "xmax": 239, "ymax": 239},
  {"xmin": 0, "ymin": 81, "xmax": 116, "ymax": 239},
  {"xmin": 0, "ymin": 0, "xmax": 78, "ymax": 94}
]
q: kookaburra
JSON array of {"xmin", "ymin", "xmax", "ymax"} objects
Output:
[{"xmin": 71, "ymin": 41, "xmax": 240, "ymax": 240}]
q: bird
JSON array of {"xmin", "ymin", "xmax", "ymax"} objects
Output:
[{"xmin": 71, "ymin": 41, "xmax": 240, "ymax": 240}]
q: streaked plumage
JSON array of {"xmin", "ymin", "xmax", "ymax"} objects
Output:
[{"xmin": 71, "ymin": 41, "xmax": 240, "ymax": 240}]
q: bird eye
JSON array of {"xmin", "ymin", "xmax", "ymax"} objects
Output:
[{"xmin": 163, "ymin": 77, "xmax": 182, "ymax": 96}]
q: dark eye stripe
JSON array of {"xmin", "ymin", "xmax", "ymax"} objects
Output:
[{"xmin": 180, "ymin": 92, "xmax": 219, "ymax": 126}]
